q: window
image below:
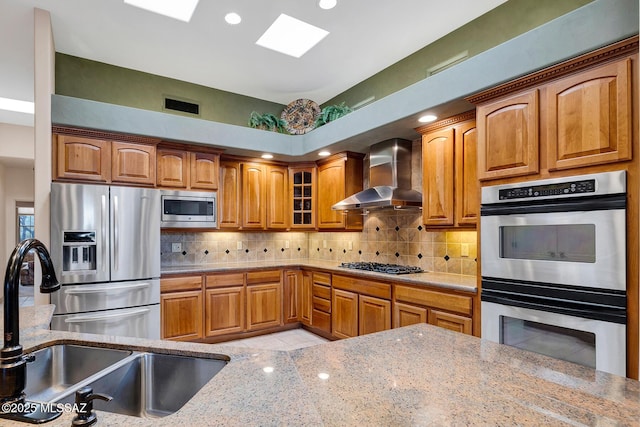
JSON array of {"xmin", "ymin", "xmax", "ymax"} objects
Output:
[{"xmin": 16, "ymin": 203, "xmax": 34, "ymax": 242}]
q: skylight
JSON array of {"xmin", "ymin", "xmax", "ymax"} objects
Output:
[
  {"xmin": 0, "ymin": 97, "xmax": 34, "ymax": 114},
  {"xmin": 124, "ymin": 0, "xmax": 199, "ymax": 22},
  {"xmin": 256, "ymin": 14, "xmax": 329, "ymax": 58}
]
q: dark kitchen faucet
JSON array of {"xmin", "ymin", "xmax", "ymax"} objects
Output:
[{"xmin": 0, "ymin": 239, "xmax": 62, "ymax": 423}]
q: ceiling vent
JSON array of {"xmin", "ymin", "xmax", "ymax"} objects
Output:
[{"xmin": 163, "ymin": 96, "xmax": 200, "ymax": 116}]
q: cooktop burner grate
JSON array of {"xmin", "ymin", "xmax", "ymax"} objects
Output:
[{"xmin": 340, "ymin": 262, "xmax": 423, "ymax": 275}]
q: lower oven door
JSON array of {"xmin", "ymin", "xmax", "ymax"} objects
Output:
[
  {"xmin": 481, "ymin": 301, "xmax": 626, "ymax": 376},
  {"xmin": 51, "ymin": 305, "xmax": 160, "ymax": 340}
]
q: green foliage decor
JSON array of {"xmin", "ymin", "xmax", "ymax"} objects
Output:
[
  {"xmin": 248, "ymin": 111, "xmax": 288, "ymax": 133},
  {"xmin": 315, "ymin": 102, "xmax": 353, "ymax": 127}
]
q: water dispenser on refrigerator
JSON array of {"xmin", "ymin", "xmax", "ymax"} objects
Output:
[{"xmin": 61, "ymin": 231, "xmax": 97, "ymax": 273}]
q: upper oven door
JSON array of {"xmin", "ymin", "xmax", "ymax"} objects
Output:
[{"xmin": 481, "ymin": 199, "xmax": 626, "ymax": 291}]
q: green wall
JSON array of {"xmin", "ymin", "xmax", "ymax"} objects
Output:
[
  {"xmin": 55, "ymin": 54, "xmax": 286, "ymax": 127},
  {"xmin": 55, "ymin": 0, "xmax": 592, "ymax": 127},
  {"xmin": 323, "ymin": 0, "xmax": 592, "ymax": 108}
]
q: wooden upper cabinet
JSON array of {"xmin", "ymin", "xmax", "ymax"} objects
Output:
[
  {"xmin": 455, "ymin": 122, "xmax": 478, "ymax": 226},
  {"xmin": 190, "ymin": 152, "xmax": 219, "ymax": 190},
  {"xmin": 317, "ymin": 153, "xmax": 364, "ymax": 230},
  {"xmin": 157, "ymin": 148, "xmax": 219, "ymax": 190},
  {"xmin": 55, "ymin": 135, "xmax": 111, "ymax": 182},
  {"xmin": 218, "ymin": 161, "xmax": 242, "ymax": 229},
  {"xmin": 157, "ymin": 148, "xmax": 188, "ymax": 188},
  {"xmin": 111, "ymin": 141, "xmax": 156, "ymax": 185},
  {"xmin": 422, "ymin": 128, "xmax": 454, "ymax": 226},
  {"xmin": 546, "ymin": 58, "xmax": 632, "ymax": 171},
  {"xmin": 418, "ymin": 114, "xmax": 478, "ymax": 228},
  {"xmin": 289, "ymin": 166, "xmax": 317, "ymax": 229},
  {"xmin": 266, "ymin": 165, "xmax": 289, "ymax": 229},
  {"xmin": 476, "ymin": 89, "xmax": 539, "ymax": 180},
  {"xmin": 242, "ymin": 162, "xmax": 267, "ymax": 229}
]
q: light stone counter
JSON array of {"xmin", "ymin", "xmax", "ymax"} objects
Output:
[
  {"xmin": 1, "ymin": 311, "xmax": 638, "ymax": 426},
  {"xmin": 161, "ymin": 259, "xmax": 478, "ymax": 293}
]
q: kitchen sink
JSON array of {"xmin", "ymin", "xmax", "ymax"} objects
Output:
[
  {"xmin": 25, "ymin": 344, "xmax": 133, "ymax": 402},
  {"xmin": 22, "ymin": 343, "xmax": 227, "ymax": 419},
  {"xmin": 56, "ymin": 352, "xmax": 228, "ymax": 418}
]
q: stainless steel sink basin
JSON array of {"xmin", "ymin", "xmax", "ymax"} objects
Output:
[
  {"xmin": 25, "ymin": 344, "xmax": 133, "ymax": 402},
  {"xmin": 58, "ymin": 352, "xmax": 227, "ymax": 418}
]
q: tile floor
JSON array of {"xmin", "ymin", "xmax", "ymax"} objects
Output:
[{"xmin": 216, "ymin": 329, "xmax": 329, "ymax": 352}]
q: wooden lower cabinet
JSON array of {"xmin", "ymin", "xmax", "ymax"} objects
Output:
[
  {"xmin": 393, "ymin": 302, "xmax": 428, "ymax": 328},
  {"xmin": 300, "ymin": 271, "xmax": 312, "ymax": 326},
  {"xmin": 160, "ymin": 275, "xmax": 204, "ymax": 341},
  {"xmin": 311, "ymin": 272, "xmax": 332, "ymax": 333},
  {"xmin": 332, "ymin": 289, "xmax": 358, "ymax": 339},
  {"xmin": 331, "ymin": 274, "xmax": 392, "ymax": 339},
  {"xmin": 283, "ymin": 270, "xmax": 299, "ymax": 323},
  {"xmin": 204, "ymin": 287, "xmax": 245, "ymax": 337},
  {"xmin": 359, "ymin": 295, "xmax": 391, "ymax": 336},
  {"xmin": 393, "ymin": 285, "xmax": 474, "ymax": 335},
  {"xmin": 429, "ymin": 310, "xmax": 472, "ymax": 335},
  {"xmin": 247, "ymin": 283, "xmax": 282, "ymax": 331}
]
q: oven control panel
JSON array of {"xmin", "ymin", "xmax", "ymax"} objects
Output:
[{"xmin": 498, "ymin": 179, "xmax": 596, "ymax": 200}]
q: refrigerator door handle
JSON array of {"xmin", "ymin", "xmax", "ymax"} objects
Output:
[
  {"xmin": 101, "ymin": 194, "xmax": 108, "ymax": 273},
  {"xmin": 113, "ymin": 194, "xmax": 119, "ymax": 272},
  {"xmin": 63, "ymin": 308, "xmax": 151, "ymax": 323},
  {"xmin": 63, "ymin": 282, "xmax": 153, "ymax": 295}
]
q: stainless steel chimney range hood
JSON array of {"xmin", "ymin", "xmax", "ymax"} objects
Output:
[{"xmin": 332, "ymin": 138, "xmax": 422, "ymax": 211}]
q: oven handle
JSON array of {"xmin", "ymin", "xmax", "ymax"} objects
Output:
[
  {"xmin": 481, "ymin": 292, "xmax": 626, "ymax": 324},
  {"xmin": 480, "ymin": 193, "xmax": 626, "ymax": 216}
]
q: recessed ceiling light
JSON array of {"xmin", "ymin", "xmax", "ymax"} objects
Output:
[
  {"xmin": 0, "ymin": 97, "xmax": 34, "ymax": 114},
  {"xmin": 225, "ymin": 12, "xmax": 241, "ymax": 25},
  {"xmin": 124, "ymin": 0, "xmax": 199, "ymax": 22},
  {"xmin": 261, "ymin": 154, "xmax": 274, "ymax": 159},
  {"xmin": 318, "ymin": 0, "xmax": 337, "ymax": 9},
  {"xmin": 256, "ymin": 14, "xmax": 329, "ymax": 58},
  {"xmin": 318, "ymin": 151, "xmax": 331, "ymax": 157},
  {"xmin": 418, "ymin": 114, "xmax": 437, "ymax": 123}
]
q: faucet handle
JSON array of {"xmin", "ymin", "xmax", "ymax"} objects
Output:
[{"xmin": 71, "ymin": 386, "xmax": 112, "ymax": 427}]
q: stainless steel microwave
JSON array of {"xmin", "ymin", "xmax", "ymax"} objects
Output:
[{"xmin": 160, "ymin": 190, "xmax": 217, "ymax": 228}]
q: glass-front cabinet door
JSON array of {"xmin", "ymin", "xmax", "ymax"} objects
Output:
[{"xmin": 289, "ymin": 166, "xmax": 316, "ymax": 229}]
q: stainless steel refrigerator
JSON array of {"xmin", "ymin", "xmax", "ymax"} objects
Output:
[{"xmin": 50, "ymin": 182, "xmax": 160, "ymax": 339}]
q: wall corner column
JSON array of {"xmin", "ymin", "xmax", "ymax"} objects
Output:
[{"xmin": 33, "ymin": 7, "xmax": 54, "ymax": 306}]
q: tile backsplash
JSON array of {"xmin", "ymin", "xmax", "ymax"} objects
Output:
[{"xmin": 161, "ymin": 211, "xmax": 477, "ymax": 276}]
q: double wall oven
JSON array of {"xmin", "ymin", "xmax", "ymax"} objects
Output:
[{"xmin": 480, "ymin": 171, "xmax": 627, "ymax": 376}]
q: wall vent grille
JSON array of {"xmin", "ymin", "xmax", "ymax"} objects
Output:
[{"xmin": 164, "ymin": 96, "xmax": 200, "ymax": 115}]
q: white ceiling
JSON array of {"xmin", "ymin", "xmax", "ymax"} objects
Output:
[{"xmin": 0, "ymin": 0, "xmax": 507, "ymax": 127}]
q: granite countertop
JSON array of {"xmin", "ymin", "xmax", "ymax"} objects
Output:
[
  {"xmin": 1, "ymin": 310, "xmax": 638, "ymax": 426},
  {"xmin": 161, "ymin": 259, "xmax": 478, "ymax": 293}
]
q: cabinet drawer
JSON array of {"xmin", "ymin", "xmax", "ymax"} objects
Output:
[
  {"xmin": 312, "ymin": 309, "xmax": 331, "ymax": 333},
  {"xmin": 313, "ymin": 272, "xmax": 331, "ymax": 286},
  {"xmin": 312, "ymin": 296, "xmax": 331, "ymax": 313},
  {"xmin": 206, "ymin": 273, "xmax": 244, "ymax": 288},
  {"xmin": 395, "ymin": 285, "xmax": 472, "ymax": 316},
  {"xmin": 160, "ymin": 276, "xmax": 203, "ymax": 293},
  {"xmin": 332, "ymin": 274, "xmax": 391, "ymax": 299},
  {"xmin": 246, "ymin": 270, "xmax": 281, "ymax": 285},
  {"xmin": 312, "ymin": 283, "xmax": 331, "ymax": 300}
]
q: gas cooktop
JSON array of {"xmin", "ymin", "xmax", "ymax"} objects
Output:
[{"xmin": 340, "ymin": 262, "xmax": 423, "ymax": 275}]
